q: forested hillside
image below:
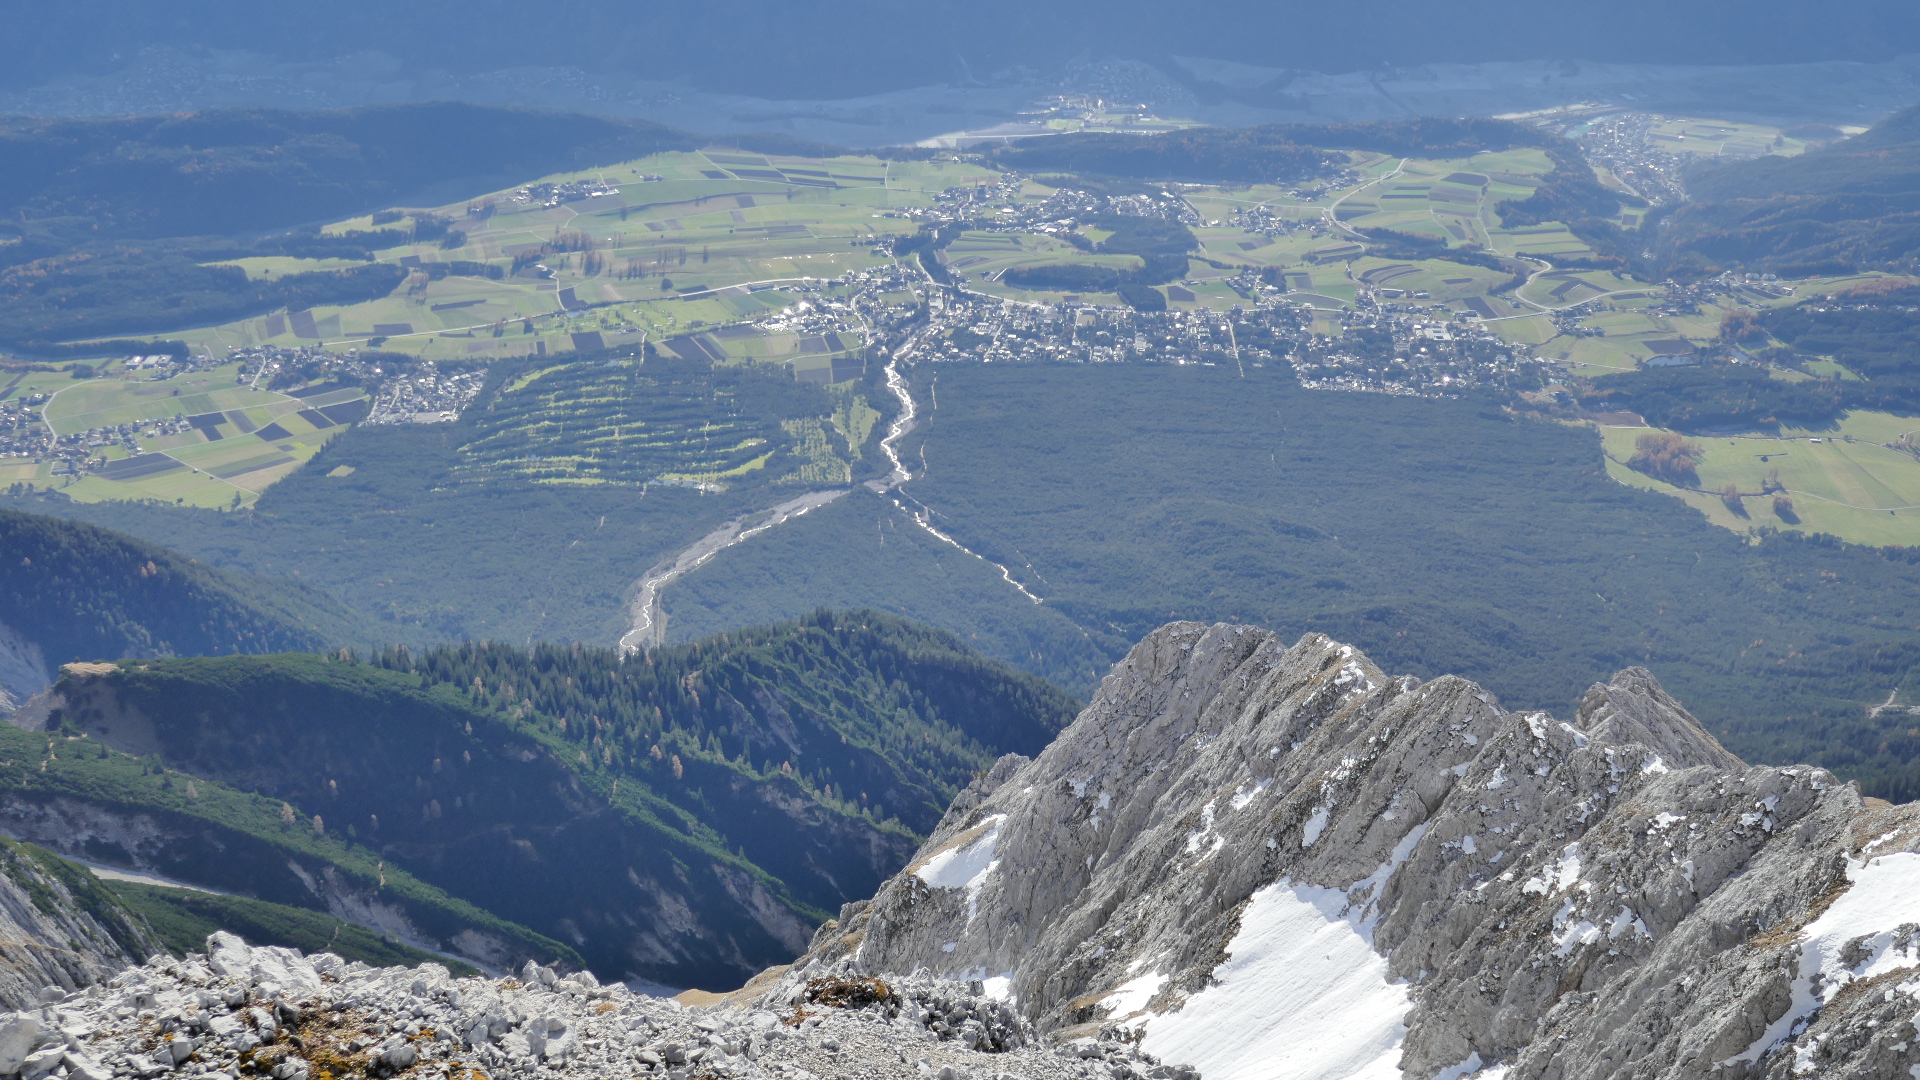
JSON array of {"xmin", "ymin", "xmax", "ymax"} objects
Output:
[
  {"xmin": 1658, "ymin": 104, "xmax": 1920, "ymax": 277},
  {"xmin": 674, "ymin": 363, "xmax": 1920, "ymax": 800},
  {"xmin": 0, "ymin": 720, "xmax": 575, "ymax": 973},
  {"xmin": 0, "ymin": 105, "xmax": 695, "ymax": 252},
  {"xmin": 1578, "ymin": 282, "xmax": 1920, "ymax": 427},
  {"xmin": 30, "ymin": 611, "xmax": 1078, "ymax": 987},
  {"xmin": 0, "ymin": 508, "xmax": 363, "ymax": 686},
  {"xmin": 0, "ymin": 104, "xmax": 699, "ymax": 348}
]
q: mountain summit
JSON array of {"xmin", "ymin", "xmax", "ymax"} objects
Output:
[{"xmin": 757, "ymin": 622, "xmax": 1920, "ymax": 1080}]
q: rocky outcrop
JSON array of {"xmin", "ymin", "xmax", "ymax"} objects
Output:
[
  {"xmin": 761, "ymin": 622, "xmax": 1920, "ymax": 1080},
  {"xmin": 17, "ymin": 935, "xmax": 1136, "ymax": 1080},
  {"xmin": 0, "ymin": 623, "xmax": 50, "ymax": 716},
  {"xmin": 0, "ymin": 838, "xmax": 159, "ymax": 1009}
]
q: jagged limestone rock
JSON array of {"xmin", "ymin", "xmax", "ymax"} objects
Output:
[
  {"xmin": 0, "ymin": 838, "xmax": 159, "ymax": 1009},
  {"xmin": 23, "ymin": 936, "xmax": 1141, "ymax": 1080},
  {"xmin": 762, "ymin": 622, "xmax": 1920, "ymax": 1080}
]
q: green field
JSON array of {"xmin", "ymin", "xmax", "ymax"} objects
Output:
[
  {"xmin": 160, "ymin": 150, "xmax": 994, "ymax": 366},
  {"xmin": 11, "ymin": 360, "xmax": 364, "ymax": 507},
  {"xmin": 54, "ymin": 138, "xmax": 1810, "ymax": 369},
  {"xmin": 1531, "ymin": 272, "xmax": 1908, "ymax": 376},
  {"xmin": 1645, "ymin": 117, "xmax": 1814, "ymax": 160},
  {"xmin": 1602, "ymin": 414, "xmax": 1920, "ymax": 547}
]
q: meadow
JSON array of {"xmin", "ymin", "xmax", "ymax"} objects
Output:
[
  {"xmin": 3, "ymin": 360, "xmax": 365, "ymax": 507},
  {"xmin": 1602, "ymin": 414, "xmax": 1920, "ymax": 547},
  {"xmin": 162, "ymin": 150, "xmax": 995, "ymax": 367}
]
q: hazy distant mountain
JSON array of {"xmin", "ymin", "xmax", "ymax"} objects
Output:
[
  {"xmin": 1659, "ymin": 103, "xmax": 1920, "ymax": 277},
  {"xmin": 7, "ymin": 0, "xmax": 1920, "ymax": 104}
]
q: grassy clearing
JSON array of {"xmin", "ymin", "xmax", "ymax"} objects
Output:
[
  {"xmin": 1600, "ymin": 416, "xmax": 1920, "ymax": 546},
  {"xmin": 1646, "ymin": 117, "xmax": 1811, "ymax": 160}
]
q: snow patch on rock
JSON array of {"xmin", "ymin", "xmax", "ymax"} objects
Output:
[
  {"xmin": 915, "ymin": 816, "xmax": 1005, "ymax": 920},
  {"xmin": 1137, "ymin": 881, "xmax": 1409, "ymax": 1080}
]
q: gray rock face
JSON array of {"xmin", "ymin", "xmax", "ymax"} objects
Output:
[
  {"xmin": 761, "ymin": 622, "xmax": 1920, "ymax": 1080},
  {"xmin": 0, "ymin": 839, "xmax": 159, "ymax": 1010}
]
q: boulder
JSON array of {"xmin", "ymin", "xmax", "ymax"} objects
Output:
[{"xmin": 0, "ymin": 1013, "xmax": 45, "ymax": 1074}]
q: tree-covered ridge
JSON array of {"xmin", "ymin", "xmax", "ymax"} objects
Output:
[
  {"xmin": 42, "ymin": 611, "xmax": 1077, "ymax": 986},
  {"xmin": 0, "ymin": 508, "xmax": 364, "ymax": 668},
  {"xmin": 0, "ymin": 105, "xmax": 696, "ymax": 256},
  {"xmin": 371, "ymin": 611, "xmax": 1077, "ymax": 828},
  {"xmin": 0, "ymin": 721, "xmax": 577, "ymax": 972},
  {"xmin": 1657, "ymin": 104, "xmax": 1920, "ymax": 278}
]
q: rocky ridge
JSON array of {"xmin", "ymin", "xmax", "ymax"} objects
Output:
[
  {"xmin": 0, "ymin": 838, "xmax": 157, "ymax": 1010},
  {"xmin": 0, "ymin": 934, "xmax": 1158, "ymax": 1080},
  {"xmin": 757, "ymin": 622, "xmax": 1920, "ymax": 1080}
]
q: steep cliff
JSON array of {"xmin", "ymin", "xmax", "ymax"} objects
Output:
[
  {"xmin": 763, "ymin": 622, "xmax": 1920, "ymax": 1080},
  {"xmin": 0, "ymin": 837, "xmax": 159, "ymax": 1008}
]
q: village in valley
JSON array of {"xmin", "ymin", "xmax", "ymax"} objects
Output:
[{"xmin": 2, "ymin": 108, "xmax": 1907, "ymax": 529}]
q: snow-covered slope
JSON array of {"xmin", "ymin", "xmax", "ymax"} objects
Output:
[{"xmin": 758, "ymin": 622, "xmax": 1920, "ymax": 1080}]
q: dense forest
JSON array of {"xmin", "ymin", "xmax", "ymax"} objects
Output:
[
  {"xmin": 1657, "ymin": 104, "xmax": 1920, "ymax": 278},
  {"xmin": 0, "ymin": 255, "xmax": 404, "ymax": 349},
  {"xmin": 660, "ymin": 488, "xmax": 1123, "ymax": 693},
  {"xmin": 0, "ymin": 508, "xmax": 363, "ymax": 671},
  {"xmin": 34, "ymin": 611, "xmax": 1076, "ymax": 985},
  {"xmin": 668, "ymin": 362, "xmax": 1920, "ymax": 800}
]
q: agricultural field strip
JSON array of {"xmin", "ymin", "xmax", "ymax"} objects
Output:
[
  {"xmin": 1602, "ymin": 424, "xmax": 1920, "ymax": 513},
  {"xmin": 43, "ymin": 384, "xmax": 330, "ymax": 436},
  {"xmin": 228, "ymin": 151, "xmax": 964, "ymax": 354},
  {"xmin": 1699, "ymin": 435, "xmax": 1920, "ymax": 511}
]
